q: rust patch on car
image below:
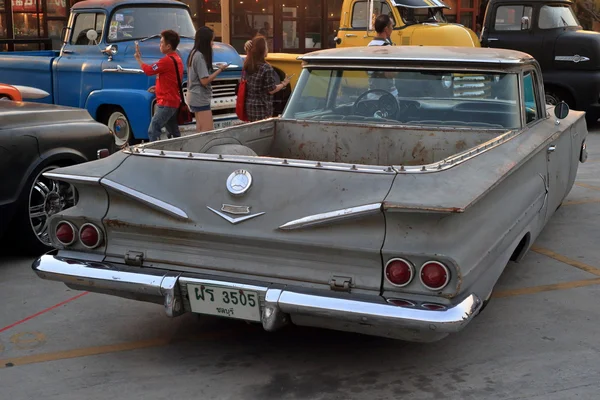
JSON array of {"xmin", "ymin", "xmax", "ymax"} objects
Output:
[
  {"xmin": 103, "ymin": 219, "xmax": 131, "ymax": 229},
  {"xmin": 455, "ymin": 140, "xmax": 468, "ymax": 151}
]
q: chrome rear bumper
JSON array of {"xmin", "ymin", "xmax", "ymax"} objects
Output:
[{"xmin": 32, "ymin": 253, "xmax": 482, "ymax": 342}]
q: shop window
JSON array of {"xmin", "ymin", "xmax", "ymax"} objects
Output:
[
  {"xmin": 494, "ymin": 5, "xmax": 532, "ymax": 31},
  {"xmin": 0, "ymin": 13, "xmax": 6, "ymax": 38},
  {"xmin": 14, "ymin": 13, "xmax": 39, "ymax": 37},
  {"xmin": 351, "ymin": 1, "xmax": 392, "ymax": 29},
  {"xmin": 48, "ymin": 0, "xmax": 68, "ymax": 17},
  {"xmin": 70, "ymin": 13, "xmax": 105, "ymax": 45},
  {"xmin": 48, "ymin": 20, "xmax": 65, "ymax": 48},
  {"xmin": 460, "ymin": 11, "xmax": 473, "ymax": 28}
]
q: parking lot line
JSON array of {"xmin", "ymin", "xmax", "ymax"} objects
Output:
[
  {"xmin": 0, "ymin": 328, "xmax": 239, "ymax": 369},
  {"xmin": 531, "ymin": 246, "xmax": 600, "ymax": 276},
  {"xmin": 562, "ymin": 198, "xmax": 600, "ymax": 206},
  {"xmin": 575, "ymin": 182, "xmax": 600, "ymax": 191},
  {"xmin": 493, "ymin": 277, "xmax": 600, "ymax": 298},
  {"xmin": 0, "ymin": 292, "xmax": 89, "ymax": 334}
]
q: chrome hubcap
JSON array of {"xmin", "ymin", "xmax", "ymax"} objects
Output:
[
  {"xmin": 546, "ymin": 94, "xmax": 559, "ymax": 106},
  {"xmin": 109, "ymin": 112, "xmax": 130, "ymax": 147},
  {"xmin": 29, "ymin": 167, "xmax": 78, "ymax": 245}
]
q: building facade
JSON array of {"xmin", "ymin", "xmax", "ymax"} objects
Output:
[{"xmin": 0, "ymin": 0, "xmax": 481, "ymax": 52}]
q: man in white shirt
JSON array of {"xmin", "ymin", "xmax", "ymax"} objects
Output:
[{"xmin": 367, "ymin": 14, "xmax": 398, "ymax": 97}]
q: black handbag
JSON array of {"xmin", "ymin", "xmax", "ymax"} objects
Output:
[{"xmin": 169, "ymin": 55, "xmax": 193, "ymax": 125}]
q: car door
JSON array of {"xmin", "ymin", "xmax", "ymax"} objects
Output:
[
  {"xmin": 523, "ymin": 69, "xmax": 572, "ymax": 217},
  {"xmin": 482, "ymin": 3, "xmax": 542, "ymax": 60},
  {"xmin": 54, "ymin": 11, "xmax": 106, "ymax": 108},
  {"xmin": 337, "ymin": 0, "xmax": 393, "ymax": 47}
]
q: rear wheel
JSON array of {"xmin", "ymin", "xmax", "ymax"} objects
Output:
[
  {"xmin": 102, "ymin": 107, "xmax": 132, "ymax": 147},
  {"xmin": 545, "ymin": 87, "xmax": 574, "ymax": 108},
  {"xmin": 10, "ymin": 165, "xmax": 78, "ymax": 255}
]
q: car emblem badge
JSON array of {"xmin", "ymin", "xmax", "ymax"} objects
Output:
[
  {"xmin": 207, "ymin": 206, "xmax": 264, "ymax": 225},
  {"xmin": 227, "ymin": 169, "xmax": 252, "ymax": 196}
]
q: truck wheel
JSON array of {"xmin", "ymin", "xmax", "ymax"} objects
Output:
[
  {"xmin": 104, "ymin": 108, "xmax": 132, "ymax": 147},
  {"xmin": 545, "ymin": 87, "xmax": 574, "ymax": 108}
]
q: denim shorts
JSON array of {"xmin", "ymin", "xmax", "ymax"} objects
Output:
[{"xmin": 189, "ymin": 104, "xmax": 211, "ymax": 113}]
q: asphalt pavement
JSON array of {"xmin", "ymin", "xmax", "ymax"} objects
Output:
[{"xmin": 1, "ymin": 129, "xmax": 600, "ymax": 400}]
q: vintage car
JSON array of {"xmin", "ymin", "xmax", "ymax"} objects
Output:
[
  {"xmin": 32, "ymin": 46, "xmax": 588, "ymax": 342},
  {"xmin": 0, "ymin": 84, "xmax": 50, "ymax": 101},
  {"xmin": 0, "ymin": 101, "xmax": 115, "ymax": 254}
]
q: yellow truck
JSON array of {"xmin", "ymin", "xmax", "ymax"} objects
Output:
[{"xmin": 267, "ymin": 0, "xmax": 481, "ymax": 88}]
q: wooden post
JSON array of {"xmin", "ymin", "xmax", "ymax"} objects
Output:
[{"xmin": 221, "ymin": 0, "xmax": 230, "ymax": 44}]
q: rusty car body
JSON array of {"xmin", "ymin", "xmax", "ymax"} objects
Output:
[{"xmin": 32, "ymin": 46, "xmax": 588, "ymax": 342}]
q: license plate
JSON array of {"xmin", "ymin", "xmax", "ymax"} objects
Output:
[
  {"xmin": 214, "ymin": 119, "xmax": 242, "ymax": 129},
  {"xmin": 187, "ymin": 284, "xmax": 261, "ymax": 322}
]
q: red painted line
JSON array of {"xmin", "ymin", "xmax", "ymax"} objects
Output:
[{"xmin": 0, "ymin": 292, "xmax": 89, "ymax": 334}]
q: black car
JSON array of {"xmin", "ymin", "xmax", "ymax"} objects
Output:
[
  {"xmin": 480, "ymin": 0, "xmax": 600, "ymax": 124},
  {"xmin": 0, "ymin": 101, "xmax": 115, "ymax": 254}
]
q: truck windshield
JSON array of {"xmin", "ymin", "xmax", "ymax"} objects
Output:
[
  {"xmin": 538, "ymin": 5, "xmax": 580, "ymax": 29},
  {"xmin": 283, "ymin": 68, "xmax": 521, "ymax": 129},
  {"xmin": 398, "ymin": 7, "xmax": 448, "ymax": 24},
  {"xmin": 107, "ymin": 7, "xmax": 196, "ymax": 42}
]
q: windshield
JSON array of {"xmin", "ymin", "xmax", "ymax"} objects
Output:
[
  {"xmin": 538, "ymin": 5, "xmax": 580, "ymax": 29},
  {"xmin": 107, "ymin": 7, "xmax": 195, "ymax": 42},
  {"xmin": 283, "ymin": 68, "xmax": 521, "ymax": 129},
  {"xmin": 398, "ymin": 7, "xmax": 448, "ymax": 24}
]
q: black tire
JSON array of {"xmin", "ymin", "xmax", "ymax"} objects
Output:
[
  {"xmin": 545, "ymin": 87, "xmax": 574, "ymax": 108},
  {"xmin": 101, "ymin": 106, "xmax": 133, "ymax": 148},
  {"xmin": 8, "ymin": 164, "xmax": 77, "ymax": 255}
]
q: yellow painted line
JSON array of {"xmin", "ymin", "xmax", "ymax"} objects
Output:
[
  {"xmin": 575, "ymin": 182, "xmax": 600, "ymax": 191},
  {"xmin": 531, "ymin": 246, "xmax": 600, "ymax": 276},
  {"xmin": 493, "ymin": 277, "xmax": 600, "ymax": 298},
  {"xmin": 562, "ymin": 198, "xmax": 600, "ymax": 206},
  {"xmin": 0, "ymin": 329, "xmax": 238, "ymax": 369}
]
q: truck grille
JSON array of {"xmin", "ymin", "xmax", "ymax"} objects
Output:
[
  {"xmin": 452, "ymin": 75, "xmax": 491, "ymax": 98},
  {"xmin": 212, "ymin": 79, "xmax": 238, "ymax": 98}
]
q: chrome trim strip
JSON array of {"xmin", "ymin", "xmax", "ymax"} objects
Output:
[
  {"xmin": 207, "ymin": 206, "xmax": 264, "ymax": 224},
  {"xmin": 102, "ymin": 65, "xmax": 144, "ymax": 74},
  {"xmin": 101, "ymin": 179, "xmax": 189, "ymax": 220},
  {"xmin": 42, "ymin": 172, "xmax": 100, "ymax": 184},
  {"xmin": 32, "ymin": 254, "xmax": 483, "ymax": 335},
  {"xmin": 278, "ymin": 203, "xmax": 382, "ymax": 230}
]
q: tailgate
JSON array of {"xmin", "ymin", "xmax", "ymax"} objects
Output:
[{"xmin": 100, "ymin": 155, "xmax": 396, "ymax": 291}]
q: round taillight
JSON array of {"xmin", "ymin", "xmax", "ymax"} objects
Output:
[
  {"xmin": 79, "ymin": 223, "xmax": 102, "ymax": 249},
  {"xmin": 55, "ymin": 221, "xmax": 76, "ymax": 246},
  {"xmin": 420, "ymin": 261, "xmax": 450, "ymax": 290},
  {"xmin": 387, "ymin": 299, "xmax": 416, "ymax": 307},
  {"xmin": 385, "ymin": 258, "xmax": 414, "ymax": 287}
]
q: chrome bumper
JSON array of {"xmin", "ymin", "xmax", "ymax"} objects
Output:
[{"xmin": 33, "ymin": 254, "xmax": 482, "ymax": 341}]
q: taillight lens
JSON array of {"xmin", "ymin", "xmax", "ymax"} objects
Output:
[
  {"xmin": 387, "ymin": 299, "xmax": 416, "ymax": 307},
  {"xmin": 420, "ymin": 261, "xmax": 450, "ymax": 290},
  {"xmin": 79, "ymin": 223, "xmax": 102, "ymax": 249},
  {"xmin": 385, "ymin": 258, "xmax": 414, "ymax": 287},
  {"xmin": 56, "ymin": 221, "xmax": 76, "ymax": 246}
]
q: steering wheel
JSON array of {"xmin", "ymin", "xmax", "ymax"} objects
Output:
[{"xmin": 353, "ymin": 89, "xmax": 400, "ymax": 119}]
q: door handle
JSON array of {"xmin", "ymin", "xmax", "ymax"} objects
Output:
[
  {"xmin": 487, "ymin": 38, "xmax": 499, "ymax": 41},
  {"xmin": 345, "ymin": 34, "xmax": 357, "ymax": 37},
  {"xmin": 548, "ymin": 145, "xmax": 557, "ymax": 153},
  {"xmin": 62, "ymin": 49, "xmax": 74, "ymax": 54}
]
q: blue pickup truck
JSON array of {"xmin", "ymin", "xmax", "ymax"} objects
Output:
[{"xmin": 0, "ymin": 0, "xmax": 243, "ymax": 146}]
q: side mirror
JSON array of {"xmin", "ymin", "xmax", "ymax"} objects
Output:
[
  {"xmin": 554, "ymin": 101, "xmax": 569, "ymax": 120},
  {"xmin": 521, "ymin": 16, "xmax": 530, "ymax": 30},
  {"xmin": 86, "ymin": 29, "xmax": 99, "ymax": 44},
  {"xmin": 334, "ymin": 37, "xmax": 342, "ymax": 45},
  {"xmin": 102, "ymin": 44, "xmax": 118, "ymax": 60}
]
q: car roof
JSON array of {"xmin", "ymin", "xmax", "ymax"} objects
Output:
[
  {"xmin": 487, "ymin": 0, "xmax": 571, "ymax": 3},
  {"xmin": 72, "ymin": 0, "xmax": 187, "ymax": 10},
  {"xmin": 299, "ymin": 46, "xmax": 536, "ymax": 66}
]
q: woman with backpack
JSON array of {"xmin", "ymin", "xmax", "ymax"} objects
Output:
[{"xmin": 186, "ymin": 26, "xmax": 229, "ymax": 132}]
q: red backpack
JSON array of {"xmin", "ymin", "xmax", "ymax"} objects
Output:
[{"xmin": 235, "ymin": 71, "xmax": 249, "ymax": 122}]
